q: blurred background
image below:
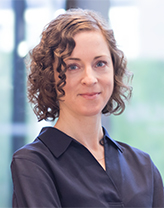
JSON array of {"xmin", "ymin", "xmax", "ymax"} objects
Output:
[{"xmin": 0, "ymin": 0, "xmax": 164, "ymax": 207}]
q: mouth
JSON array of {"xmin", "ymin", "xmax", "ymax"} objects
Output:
[{"xmin": 79, "ymin": 92, "xmax": 101, "ymax": 100}]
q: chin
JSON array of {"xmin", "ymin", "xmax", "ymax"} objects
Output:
[{"xmin": 79, "ymin": 108, "xmax": 102, "ymax": 117}]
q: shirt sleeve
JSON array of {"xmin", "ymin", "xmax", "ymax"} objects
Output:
[
  {"xmin": 152, "ymin": 163, "xmax": 164, "ymax": 207},
  {"xmin": 11, "ymin": 157, "xmax": 62, "ymax": 208}
]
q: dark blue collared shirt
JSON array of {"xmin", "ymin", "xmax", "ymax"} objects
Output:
[{"xmin": 11, "ymin": 127, "xmax": 164, "ymax": 207}]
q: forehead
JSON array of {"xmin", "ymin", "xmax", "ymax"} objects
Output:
[
  {"xmin": 70, "ymin": 30, "xmax": 110, "ymax": 57},
  {"xmin": 73, "ymin": 29, "xmax": 105, "ymax": 41}
]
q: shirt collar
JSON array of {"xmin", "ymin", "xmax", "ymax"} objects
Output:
[
  {"xmin": 38, "ymin": 127, "xmax": 73, "ymax": 158},
  {"xmin": 38, "ymin": 126, "xmax": 123, "ymax": 158},
  {"xmin": 102, "ymin": 127, "xmax": 123, "ymax": 153}
]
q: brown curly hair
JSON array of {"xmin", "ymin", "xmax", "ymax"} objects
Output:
[{"xmin": 27, "ymin": 8, "xmax": 132, "ymax": 121}]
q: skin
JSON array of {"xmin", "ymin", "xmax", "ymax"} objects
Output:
[{"xmin": 54, "ymin": 30, "xmax": 114, "ymax": 170}]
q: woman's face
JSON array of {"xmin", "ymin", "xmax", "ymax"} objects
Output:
[{"xmin": 55, "ymin": 30, "xmax": 114, "ymax": 118}]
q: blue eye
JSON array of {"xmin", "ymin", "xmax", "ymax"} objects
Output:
[
  {"xmin": 67, "ymin": 64, "xmax": 78, "ymax": 70},
  {"xmin": 96, "ymin": 61, "xmax": 106, "ymax": 68}
]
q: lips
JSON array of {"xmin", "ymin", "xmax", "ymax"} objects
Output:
[{"xmin": 79, "ymin": 92, "xmax": 101, "ymax": 100}]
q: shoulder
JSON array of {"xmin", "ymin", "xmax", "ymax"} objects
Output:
[
  {"xmin": 11, "ymin": 138, "xmax": 51, "ymax": 173},
  {"xmin": 104, "ymin": 127, "xmax": 152, "ymax": 166},
  {"xmin": 116, "ymin": 141, "xmax": 153, "ymax": 168},
  {"xmin": 12, "ymin": 138, "xmax": 45, "ymax": 160},
  {"xmin": 12, "ymin": 126, "xmax": 59, "ymax": 160},
  {"xmin": 117, "ymin": 141, "xmax": 163, "ymax": 186},
  {"xmin": 11, "ymin": 127, "xmax": 56, "ymax": 169},
  {"xmin": 114, "ymin": 142, "xmax": 164, "ymax": 206},
  {"xmin": 117, "ymin": 141, "xmax": 150, "ymax": 158},
  {"xmin": 11, "ymin": 130, "xmax": 59, "ymax": 182},
  {"xmin": 11, "ymin": 126, "xmax": 72, "ymax": 170}
]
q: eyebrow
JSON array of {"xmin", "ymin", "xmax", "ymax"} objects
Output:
[
  {"xmin": 65, "ymin": 57, "xmax": 81, "ymax": 61},
  {"xmin": 94, "ymin": 55, "xmax": 107, "ymax": 60},
  {"xmin": 65, "ymin": 55, "xmax": 110, "ymax": 61}
]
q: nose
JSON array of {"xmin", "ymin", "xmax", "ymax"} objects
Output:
[{"xmin": 81, "ymin": 66, "xmax": 98, "ymax": 86}]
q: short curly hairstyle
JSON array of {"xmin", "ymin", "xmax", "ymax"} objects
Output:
[{"xmin": 27, "ymin": 8, "xmax": 132, "ymax": 121}]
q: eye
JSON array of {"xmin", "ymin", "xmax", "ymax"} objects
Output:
[
  {"xmin": 95, "ymin": 61, "xmax": 106, "ymax": 68},
  {"xmin": 67, "ymin": 64, "xmax": 79, "ymax": 71}
]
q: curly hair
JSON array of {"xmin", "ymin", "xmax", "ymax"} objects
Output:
[{"xmin": 27, "ymin": 8, "xmax": 133, "ymax": 121}]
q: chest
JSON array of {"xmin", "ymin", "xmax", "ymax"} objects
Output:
[{"xmin": 48, "ymin": 144, "xmax": 153, "ymax": 207}]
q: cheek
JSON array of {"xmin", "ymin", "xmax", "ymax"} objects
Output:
[
  {"xmin": 62, "ymin": 79, "xmax": 75, "ymax": 96},
  {"xmin": 104, "ymin": 77, "xmax": 114, "ymax": 98},
  {"xmin": 105, "ymin": 75, "xmax": 114, "ymax": 88},
  {"xmin": 64, "ymin": 73, "xmax": 80, "ymax": 90}
]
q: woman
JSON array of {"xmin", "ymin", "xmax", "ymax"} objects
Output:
[{"xmin": 11, "ymin": 8, "xmax": 164, "ymax": 207}]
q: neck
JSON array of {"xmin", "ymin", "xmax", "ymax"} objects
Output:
[
  {"xmin": 54, "ymin": 111, "xmax": 104, "ymax": 150},
  {"xmin": 55, "ymin": 110, "xmax": 106, "ymax": 170}
]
